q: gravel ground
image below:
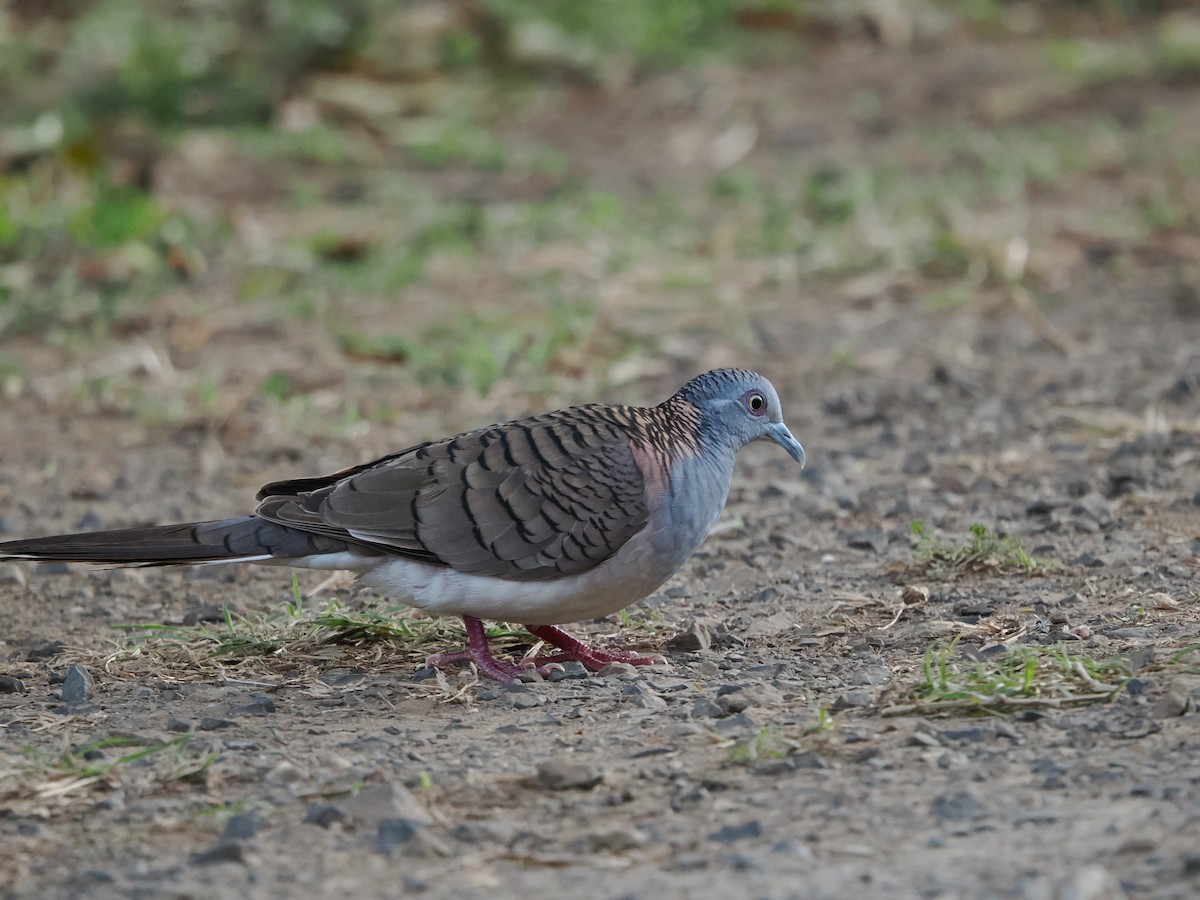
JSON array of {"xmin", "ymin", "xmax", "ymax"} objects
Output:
[{"xmin": 3, "ymin": 23, "xmax": 1200, "ymax": 900}]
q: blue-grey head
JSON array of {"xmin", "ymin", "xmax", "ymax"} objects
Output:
[{"xmin": 672, "ymin": 369, "xmax": 805, "ymax": 466}]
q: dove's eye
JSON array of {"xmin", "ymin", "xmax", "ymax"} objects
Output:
[{"xmin": 744, "ymin": 392, "xmax": 766, "ymax": 415}]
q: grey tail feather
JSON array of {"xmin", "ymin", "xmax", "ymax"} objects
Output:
[{"xmin": 0, "ymin": 516, "xmax": 345, "ymax": 567}]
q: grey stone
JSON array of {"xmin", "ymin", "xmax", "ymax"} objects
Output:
[
  {"xmin": 666, "ymin": 620, "xmax": 712, "ymax": 652},
  {"xmin": 691, "ymin": 698, "xmax": 725, "ymax": 719},
  {"xmin": 0, "ymin": 563, "xmax": 26, "ymax": 586},
  {"xmin": 847, "ymin": 665, "xmax": 893, "ymax": 687},
  {"xmin": 376, "ymin": 818, "xmax": 450, "ymax": 858},
  {"xmin": 376, "ymin": 818, "xmax": 419, "ymax": 852},
  {"xmin": 790, "ymin": 750, "xmax": 827, "ymax": 769},
  {"xmin": 61, "ymin": 664, "xmax": 94, "ymax": 704},
  {"xmin": 712, "ymin": 713, "xmax": 760, "ymax": 737},
  {"xmin": 536, "ymin": 760, "xmax": 603, "ymax": 791},
  {"xmin": 831, "ymin": 690, "xmax": 875, "ymax": 710},
  {"xmin": 26, "ymin": 640, "xmax": 65, "ymax": 661},
  {"xmin": 221, "ymin": 812, "xmax": 266, "ymax": 842},
  {"xmin": 1155, "ymin": 677, "xmax": 1198, "ymax": 717},
  {"xmin": 230, "ymin": 694, "xmax": 276, "ymax": 716},
  {"xmin": 708, "ymin": 820, "xmax": 762, "ymax": 844},
  {"xmin": 670, "ymin": 783, "xmax": 710, "ymax": 812},
  {"xmin": 716, "ymin": 692, "xmax": 753, "ymax": 714},
  {"xmin": 339, "ymin": 783, "xmax": 432, "ymax": 827},
  {"xmin": 190, "ymin": 842, "xmax": 247, "ymax": 866},
  {"xmin": 546, "ymin": 661, "xmax": 589, "ymax": 681},
  {"xmin": 305, "ymin": 804, "xmax": 346, "ymax": 829},
  {"xmin": 931, "ymin": 790, "xmax": 988, "ymax": 823},
  {"xmin": 1058, "ymin": 864, "xmax": 1126, "ymax": 900},
  {"xmin": 568, "ymin": 828, "xmax": 646, "ymax": 854},
  {"xmin": 183, "ymin": 605, "xmax": 236, "ymax": 626}
]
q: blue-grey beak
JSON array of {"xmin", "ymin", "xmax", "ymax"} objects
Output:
[{"xmin": 766, "ymin": 422, "xmax": 806, "ymax": 467}]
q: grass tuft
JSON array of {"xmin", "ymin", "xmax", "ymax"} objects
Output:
[
  {"xmin": 909, "ymin": 520, "xmax": 1046, "ymax": 578},
  {"xmin": 879, "ymin": 641, "xmax": 1200, "ymax": 718},
  {"xmin": 6, "ymin": 734, "xmax": 215, "ymax": 807},
  {"xmin": 102, "ymin": 597, "xmax": 657, "ymax": 684}
]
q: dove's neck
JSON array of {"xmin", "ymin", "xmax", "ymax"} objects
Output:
[{"xmin": 644, "ymin": 442, "xmax": 737, "ymax": 575}]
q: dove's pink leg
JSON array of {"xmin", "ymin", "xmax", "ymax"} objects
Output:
[
  {"xmin": 427, "ymin": 616, "xmax": 565, "ymax": 683},
  {"xmin": 426, "ymin": 616, "xmax": 526, "ymax": 683},
  {"xmin": 525, "ymin": 625, "xmax": 658, "ymax": 671}
]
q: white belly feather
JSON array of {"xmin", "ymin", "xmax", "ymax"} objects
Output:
[{"xmin": 357, "ymin": 526, "xmax": 677, "ymax": 624}]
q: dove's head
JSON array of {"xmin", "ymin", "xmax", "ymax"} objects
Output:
[{"xmin": 672, "ymin": 369, "xmax": 805, "ymax": 466}]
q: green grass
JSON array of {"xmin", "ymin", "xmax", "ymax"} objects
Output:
[
  {"xmin": 886, "ymin": 642, "xmax": 1200, "ymax": 717},
  {"xmin": 485, "ymin": 0, "xmax": 753, "ymax": 71},
  {"xmin": 1046, "ymin": 16, "xmax": 1200, "ymax": 87},
  {"xmin": 930, "ymin": 644, "xmax": 1122, "ymax": 704},
  {"xmin": 726, "ymin": 707, "xmax": 833, "ymax": 766},
  {"xmin": 3, "ymin": 1, "xmax": 1197, "ymax": 441},
  {"xmin": 726, "ymin": 726, "xmax": 793, "ymax": 766},
  {"xmin": 110, "ymin": 596, "xmax": 549, "ymax": 677},
  {"xmin": 16, "ymin": 734, "xmax": 215, "ymax": 801},
  {"xmin": 339, "ymin": 297, "xmax": 629, "ymax": 395},
  {"xmin": 910, "ymin": 520, "xmax": 1045, "ymax": 578}
]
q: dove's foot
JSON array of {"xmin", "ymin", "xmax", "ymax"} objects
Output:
[
  {"xmin": 426, "ymin": 616, "xmax": 564, "ymax": 683},
  {"xmin": 525, "ymin": 624, "xmax": 660, "ymax": 671}
]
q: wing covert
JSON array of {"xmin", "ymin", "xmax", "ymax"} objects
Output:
[{"xmin": 254, "ymin": 410, "xmax": 651, "ymax": 581}]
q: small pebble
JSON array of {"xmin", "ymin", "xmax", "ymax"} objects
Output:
[
  {"xmin": 338, "ymin": 783, "xmax": 432, "ymax": 827},
  {"xmin": 712, "ymin": 713, "xmax": 759, "ymax": 736},
  {"xmin": 190, "ymin": 843, "xmax": 247, "ymax": 866},
  {"xmin": 230, "ymin": 694, "xmax": 276, "ymax": 716},
  {"xmin": 597, "ymin": 662, "xmax": 639, "ymax": 679},
  {"xmin": 536, "ymin": 760, "xmax": 603, "ymax": 791},
  {"xmin": 546, "ymin": 661, "xmax": 589, "ymax": 682},
  {"xmin": 830, "ymin": 690, "xmax": 874, "ymax": 710},
  {"xmin": 306, "ymin": 804, "xmax": 346, "ymax": 828},
  {"xmin": 708, "ymin": 820, "xmax": 762, "ymax": 844},
  {"xmin": 26, "ymin": 640, "xmax": 65, "ymax": 661},
  {"xmin": 716, "ymin": 692, "xmax": 753, "ymax": 714},
  {"xmin": 61, "ymin": 663, "xmax": 94, "ymax": 705},
  {"xmin": 376, "ymin": 818, "xmax": 449, "ymax": 858},
  {"xmin": 666, "ymin": 620, "xmax": 712, "ymax": 652},
  {"xmin": 222, "ymin": 812, "xmax": 266, "ymax": 842},
  {"xmin": 0, "ymin": 563, "xmax": 26, "ymax": 586},
  {"xmin": 183, "ymin": 605, "xmax": 236, "ymax": 626},
  {"xmin": 1154, "ymin": 679, "xmax": 1193, "ymax": 718},
  {"xmin": 690, "ymin": 698, "xmax": 725, "ymax": 719}
]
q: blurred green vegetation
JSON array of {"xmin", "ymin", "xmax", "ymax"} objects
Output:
[{"xmin": 1, "ymin": 0, "xmax": 1198, "ymax": 420}]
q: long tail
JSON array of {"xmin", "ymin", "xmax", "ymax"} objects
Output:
[{"xmin": 0, "ymin": 516, "xmax": 349, "ymax": 567}]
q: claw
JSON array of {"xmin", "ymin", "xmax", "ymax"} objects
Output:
[
  {"xmin": 425, "ymin": 617, "xmax": 526, "ymax": 683},
  {"xmin": 519, "ymin": 655, "xmax": 566, "ymax": 677},
  {"xmin": 426, "ymin": 617, "xmax": 662, "ymax": 684},
  {"xmin": 524, "ymin": 625, "xmax": 661, "ymax": 672}
]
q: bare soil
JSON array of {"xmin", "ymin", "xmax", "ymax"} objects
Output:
[{"xmin": 3, "ymin": 27, "xmax": 1200, "ymax": 900}]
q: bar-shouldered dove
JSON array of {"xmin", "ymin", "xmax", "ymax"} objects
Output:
[{"xmin": 0, "ymin": 369, "xmax": 804, "ymax": 682}]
